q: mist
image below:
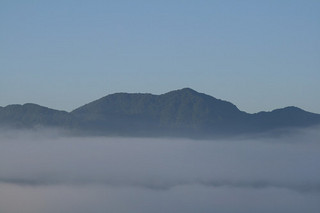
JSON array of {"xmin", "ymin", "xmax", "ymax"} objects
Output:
[{"xmin": 0, "ymin": 128, "xmax": 320, "ymax": 213}]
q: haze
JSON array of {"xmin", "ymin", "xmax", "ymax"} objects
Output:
[
  {"xmin": 1, "ymin": 1, "xmax": 320, "ymax": 212},
  {"xmin": 0, "ymin": 128, "xmax": 319, "ymax": 213}
]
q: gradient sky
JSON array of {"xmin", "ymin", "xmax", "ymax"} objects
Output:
[{"xmin": 1, "ymin": 0, "xmax": 319, "ymax": 113}]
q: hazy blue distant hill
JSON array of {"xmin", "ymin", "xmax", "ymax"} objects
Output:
[
  {"xmin": 0, "ymin": 103, "xmax": 75, "ymax": 129},
  {"xmin": 248, "ymin": 106, "xmax": 320, "ymax": 132},
  {"xmin": 1, "ymin": 88, "xmax": 320, "ymax": 137}
]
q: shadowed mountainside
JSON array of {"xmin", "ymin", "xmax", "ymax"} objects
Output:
[{"xmin": 1, "ymin": 88, "xmax": 320, "ymax": 137}]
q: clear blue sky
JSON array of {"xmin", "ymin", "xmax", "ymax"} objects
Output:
[{"xmin": 1, "ymin": 0, "xmax": 319, "ymax": 113}]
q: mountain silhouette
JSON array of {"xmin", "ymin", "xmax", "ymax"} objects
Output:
[
  {"xmin": 1, "ymin": 88, "xmax": 319, "ymax": 138},
  {"xmin": 0, "ymin": 103, "xmax": 74, "ymax": 128}
]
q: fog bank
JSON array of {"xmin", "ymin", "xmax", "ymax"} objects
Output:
[{"xmin": 0, "ymin": 129, "xmax": 319, "ymax": 213}]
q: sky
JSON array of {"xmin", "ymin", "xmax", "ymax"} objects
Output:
[{"xmin": 1, "ymin": 0, "xmax": 319, "ymax": 113}]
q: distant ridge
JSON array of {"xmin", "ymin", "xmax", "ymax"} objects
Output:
[{"xmin": 1, "ymin": 88, "xmax": 320, "ymax": 138}]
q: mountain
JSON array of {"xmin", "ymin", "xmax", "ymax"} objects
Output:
[
  {"xmin": 71, "ymin": 88, "xmax": 248, "ymax": 136},
  {"xmin": 248, "ymin": 106, "xmax": 320, "ymax": 132},
  {"xmin": 0, "ymin": 103, "xmax": 75, "ymax": 129},
  {"xmin": 1, "ymin": 88, "xmax": 320, "ymax": 138}
]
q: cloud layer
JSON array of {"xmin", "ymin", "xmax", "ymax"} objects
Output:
[{"xmin": 0, "ymin": 129, "xmax": 319, "ymax": 213}]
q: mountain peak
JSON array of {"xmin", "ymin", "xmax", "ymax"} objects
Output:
[
  {"xmin": 272, "ymin": 106, "xmax": 305, "ymax": 113},
  {"xmin": 179, "ymin": 87, "xmax": 198, "ymax": 93},
  {"xmin": 164, "ymin": 88, "xmax": 200, "ymax": 96}
]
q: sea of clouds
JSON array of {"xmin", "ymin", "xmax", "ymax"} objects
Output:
[{"xmin": 0, "ymin": 128, "xmax": 319, "ymax": 213}]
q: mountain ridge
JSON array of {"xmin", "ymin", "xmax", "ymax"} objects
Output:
[{"xmin": 1, "ymin": 88, "xmax": 319, "ymax": 138}]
